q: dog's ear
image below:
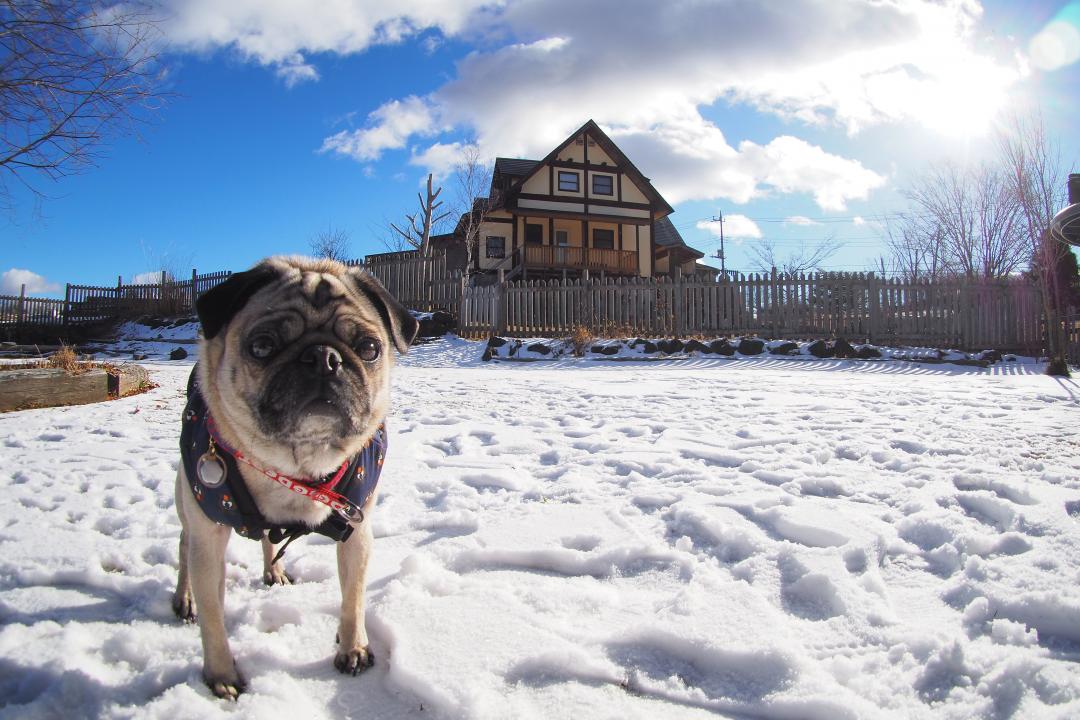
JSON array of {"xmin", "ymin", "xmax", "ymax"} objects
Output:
[
  {"xmin": 348, "ymin": 268, "xmax": 419, "ymax": 354},
  {"xmin": 196, "ymin": 265, "xmax": 280, "ymax": 340}
]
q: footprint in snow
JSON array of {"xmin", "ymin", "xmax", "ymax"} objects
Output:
[
  {"xmin": 955, "ymin": 492, "xmax": 1016, "ymax": 531},
  {"xmin": 778, "ymin": 552, "xmax": 847, "ymax": 621},
  {"xmin": 605, "ymin": 631, "xmax": 797, "ymax": 703}
]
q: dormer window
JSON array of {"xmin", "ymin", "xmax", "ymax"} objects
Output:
[
  {"xmin": 558, "ymin": 171, "xmax": 580, "ymax": 192},
  {"xmin": 592, "ymin": 174, "xmax": 613, "ymax": 196}
]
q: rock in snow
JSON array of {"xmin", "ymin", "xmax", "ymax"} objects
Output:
[{"xmin": 0, "ymin": 334, "xmax": 1077, "ymax": 719}]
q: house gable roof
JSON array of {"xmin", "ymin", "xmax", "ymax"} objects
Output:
[
  {"xmin": 493, "ymin": 158, "xmax": 539, "ymax": 178},
  {"xmin": 507, "ymin": 120, "xmax": 675, "ymax": 218},
  {"xmin": 654, "ymin": 216, "xmax": 703, "ymax": 258}
]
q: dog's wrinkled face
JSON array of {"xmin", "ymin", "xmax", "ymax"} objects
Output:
[{"xmin": 196, "ymin": 256, "xmax": 418, "ymax": 476}]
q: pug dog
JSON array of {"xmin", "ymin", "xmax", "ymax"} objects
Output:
[{"xmin": 172, "ymin": 256, "xmax": 418, "ymax": 699}]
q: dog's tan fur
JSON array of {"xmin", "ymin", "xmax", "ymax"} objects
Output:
[{"xmin": 172, "ymin": 256, "xmax": 416, "ymax": 699}]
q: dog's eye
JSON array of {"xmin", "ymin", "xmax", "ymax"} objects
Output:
[
  {"xmin": 355, "ymin": 337, "xmax": 380, "ymax": 362},
  {"xmin": 249, "ymin": 334, "xmax": 277, "ymax": 360}
]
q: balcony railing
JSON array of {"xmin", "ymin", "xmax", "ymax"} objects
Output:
[{"xmin": 516, "ymin": 244, "xmax": 638, "ymax": 275}]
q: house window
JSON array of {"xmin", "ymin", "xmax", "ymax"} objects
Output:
[
  {"xmin": 592, "ymin": 174, "xmax": 613, "ymax": 196},
  {"xmin": 485, "ymin": 236, "xmax": 506, "ymax": 258},
  {"xmin": 592, "ymin": 228, "xmax": 615, "ymax": 250},
  {"xmin": 525, "ymin": 223, "xmax": 543, "ymax": 245},
  {"xmin": 558, "ymin": 171, "xmax": 579, "ymax": 192},
  {"xmin": 555, "ymin": 230, "xmax": 569, "ymax": 246}
]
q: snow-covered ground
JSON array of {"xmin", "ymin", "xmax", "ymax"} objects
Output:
[{"xmin": 2, "ymin": 334, "xmax": 1079, "ymax": 719}]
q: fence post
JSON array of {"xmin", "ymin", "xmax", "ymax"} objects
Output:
[
  {"xmin": 771, "ymin": 267, "xmax": 779, "ymax": 337},
  {"xmin": 673, "ymin": 275, "xmax": 685, "ymax": 336},
  {"xmin": 191, "ymin": 268, "xmax": 198, "ymax": 311},
  {"xmin": 63, "ymin": 283, "xmax": 71, "ymax": 326},
  {"xmin": 867, "ymin": 272, "xmax": 878, "ymax": 343},
  {"xmin": 495, "ymin": 281, "xmax": 507, "ymax": 336},
  {"xmin": 17, "ymin": 284, "xmax": 26, "ymax": 327}
]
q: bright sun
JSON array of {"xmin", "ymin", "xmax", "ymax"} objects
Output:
[{"xmin": 910, "ymin": 53, "xmax": 1014, "ymax": 139}]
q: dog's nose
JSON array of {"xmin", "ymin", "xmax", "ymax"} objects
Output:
[{"xmin": 299, "ymin": 345, "xmax": 343, "ymax": 376}]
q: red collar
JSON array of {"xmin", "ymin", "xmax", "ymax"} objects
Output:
[{"xmin": 205, "ymin": 414, "xmax": 364, "ymax": 521}]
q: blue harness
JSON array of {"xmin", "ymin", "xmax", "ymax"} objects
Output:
[{"xmin": 180, "ymin": 368, "xmax": 384, "ymax": 545}]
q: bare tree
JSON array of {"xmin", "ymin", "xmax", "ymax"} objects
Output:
[
  {"xmin": 309, "ymin": 225, "xmax": 351, "ymax": 262},
  {"xmin": 389, "ymin": 173, "xmax": 451, "ymax": 255},
  {"xmin": 0, "ymin": 1, "xmax": 166, "ymax": 205},
  {"xmin": 902, "ymin": 161, "xmax": 1026, "ymax": 278},
  {"xmin": 452, "ymin": 145, "xmax": 492, "ymax": 276},
  {"xmin": 998, "ymin": 112, "xmax": 1072, "ymax": 374},
  {"xmin": 881, "ymin": 211, "xmax": 945, "ymax": 281},
  {"xmin": 750, "ymin": 235, "xmax": 841, "ymax": 275}
]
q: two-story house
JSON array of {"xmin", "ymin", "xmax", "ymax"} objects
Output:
[{"xmin": 436, "ymin": 120, "xmax": 704, "ymax": 281}]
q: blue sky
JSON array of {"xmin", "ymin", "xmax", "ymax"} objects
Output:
[{"xmin": 3, "ymin": 0, "xmax": 1079, "ymax": 296}]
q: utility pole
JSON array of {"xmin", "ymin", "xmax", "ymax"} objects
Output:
[{"xmin": 711, "ymin": 213, "xmax": 726, "ymax": 279}]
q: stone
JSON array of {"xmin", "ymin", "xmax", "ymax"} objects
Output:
[
  {"xmin": 684, "ymin": 339, "xmax": 710, "ymax": 354},
  {"xmin": 977, "ymin": 349, "xmax": 1002, "ymax": 364},
  {"xmin": 856, "ymin": 345, "xmax": 882, "ymax": 359},
  {"xmin": 807, "ymin": 340, "xmax": 833, "ymax": 358},
  {"xmin": 487, "ymin": 336, "xmax": 508, "ymax": 348},
  {"xmin": 657, "ymin": 339, "xmax": 685, "ymax": 354},
  {"xmin": 709, "ymin": 339, "xmax": 735, "ymax": 356},
  {"xmin": 169, "ymin": 347, "xmax": 188, "ymax": 360},
  {"xmin": 769, "ymin": 341, "xmax": 799, "ymax": 356},
  {"xmin": 951, "ymin": 358, "xmax": 989, "ymax": 368},
  {"xmin": 831, "ymin": 338, "xmax": 858, "ymax": 358},
  {"xmin": 416, "ymin": 310, "xmax": 455, "ymax": 338},
  {"xmin": 481, "ymin": 348, "xmax": 493, "ymax": 361},
  {"xmin": 737, "ymin": 338, "xmax": 765, "ymax": 355},
  {"xmin": 133, "ymin": 353, "xmax": 148, "ymax": 361},
  {"xmin": 633, "ymin": 339, "xmax": 658, "ymax": 354},
  {"xmin": 591, "ymin": 344, "xmax": 620, "ymax": 356},
  {"xmin": 527, "ymin": 343, "xmax": 552, "ymax": 355}
]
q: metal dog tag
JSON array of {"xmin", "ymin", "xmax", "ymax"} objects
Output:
[{"xmin": 197, "ymin": 447, "xmax": 228, "ymax": 488}]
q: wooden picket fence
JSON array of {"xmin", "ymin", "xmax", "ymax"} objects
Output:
[
  {"xmin": 0, "ymin": 293, "xmax": 65, "ymax": 329},
  {"xmin": 7, "ymin": 252, "xmax": 1076, "ymax": 360},
  {"xmin": 459, "ymin": 271, "xmax": 1049, "ymax": 353},
  {"xmin": 64, "ymin": 270, "xmax": 233, "ymax": 325},
  {"xmin": 359, "ymin": 251, "xmax": 463, "ymax": 317},
  {"xmin": 0, "ymin": 270, "xmax": 234, "ymax": 333}
]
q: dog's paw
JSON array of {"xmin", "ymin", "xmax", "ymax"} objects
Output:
[
  {"xmin": 204, "ymin": 670, "xmax": 246, "ymax": 701},
  {"xmin": 262, "ymin": 567, "xmax": 294, "ymax": 586},
  {"xmin": 334, "ymin": 646, "xmax": 374, "ymax": 676},
  {"xmin": 172, "ymin": 592, "xmax": 196, "ymax": 623}
]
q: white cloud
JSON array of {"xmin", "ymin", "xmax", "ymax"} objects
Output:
[
  {"xmin": 408, "ymin": 142, "xmax": 481, "ymax": 179},
  {"xmin": 160, "ymin": 0, "xmax": 494, "ymax": 84},
  {"xmin": 131, "ymin": 271, "xmax": 166, "ymax": 285},
  {"xmin": 697, "ymin": 215, "xmax": 761, "ymax": 240},
  {"xmin": 853, "ymin": 216, "xmax": 867, "ymax": 226},
  {"xmin": 785, "ymin": 216, "xmax": 819, "ymax": 226},
  {"xmin": 1, "ymin": 269, "xmax": 60, "ymax": 296},
  {"xmin": 314, "ymin": 0, "xmax": 1017, "ymax": 207},
  {"xmin": 611, "ymin": 126, "xmax": 885, "ymax": 209},
  {"xmin": 160, "ymin": 1, "xmax": 1019, "ymax": 205},
  {"xmin": 320, "ymin": 96, "xmax": 437, "ymax": 162},
  {"xmin": 274, "ymin": 53, "xmax": 319, "ymax": 87}
]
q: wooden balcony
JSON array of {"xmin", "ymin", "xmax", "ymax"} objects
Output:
[{"xmin": 516, "ymin": 245, "xmax": 638, "ymax": 276}]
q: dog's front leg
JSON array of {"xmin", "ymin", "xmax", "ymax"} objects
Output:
[
  {"xmin": 260, "ymin": 536, "xmax": 293, "ymax": 586},
  {"xmin": 334, "ymin": 520, "xmax": 374, "ymax": 674},
  {"xmin": 188, "ymin": 522, "xmax": 245, "ymax": 699}
]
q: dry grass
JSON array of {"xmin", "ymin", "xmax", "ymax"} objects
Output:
[
  {"xmin": 45, "ymin": 344, "xmax": 81, "ymax": 373},
  {"xmin": 568, "ymin": 325, "xmax": 592, "ymax": 357}
]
